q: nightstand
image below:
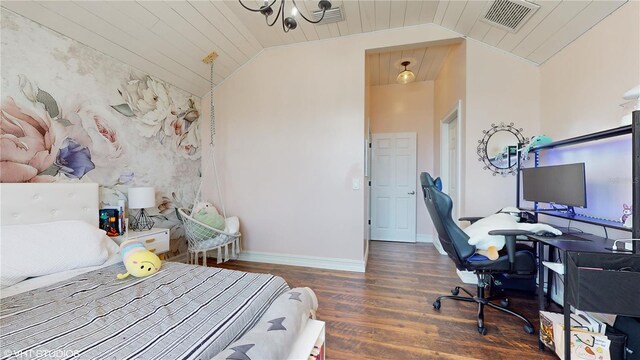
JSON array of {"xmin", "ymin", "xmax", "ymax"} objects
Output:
[{"xmin": 112, "ymin": 228, "xmax": 171, "ymax": 260}]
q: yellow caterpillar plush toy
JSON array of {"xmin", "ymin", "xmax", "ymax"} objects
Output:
[{"xmin": 117, "ymin": 239, "xmax": 162, "ymax": 279}]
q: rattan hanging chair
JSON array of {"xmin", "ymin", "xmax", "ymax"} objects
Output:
[
  {"xmin": 178, "ymin": 208, "xmax": 240, "ymax": 266},
  {"xmin": 178, "ymin": 56, "xmax": 240, "ymax": 266}
]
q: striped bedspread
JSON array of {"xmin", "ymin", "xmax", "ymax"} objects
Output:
[{"xmin": 0, "ymin": 262, "xmax": 289, "ymax": 360}]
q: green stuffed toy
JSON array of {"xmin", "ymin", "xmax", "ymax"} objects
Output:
[
  {"xmin": 193, "ymin": 202, "xmax": 225, "ymax": 230},
  {"xmin": 519, "ymin": 135, "xmax": 553, "ymax": 160}
]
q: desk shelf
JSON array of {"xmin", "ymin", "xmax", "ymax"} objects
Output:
[
  {"xmin": 537, "ymin": 210, "xmax": 632, "ymax": 232},
  {"xmin": 517, "ymin": 114, "xmax": 639, "ymax": 255},
  {"xmin": 530, "ymin": 125, "xmax": 631, "ymax": 151}
]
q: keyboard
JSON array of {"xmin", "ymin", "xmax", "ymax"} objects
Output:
[
  {"xmin": 557, "ymin": 234, "xmax": 592, "ymax": 242},
  {"xmin": 539, "ymin": 226, "xmax": 591, "ymax": 241}
]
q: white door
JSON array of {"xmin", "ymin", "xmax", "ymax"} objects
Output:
[
  {"xmin": 371, "ymin": 132, "xmax": 417, "ymax": 242},
  {"xmin": 447, "ymin": 119, "xmax": 459, "ymax": 214}
]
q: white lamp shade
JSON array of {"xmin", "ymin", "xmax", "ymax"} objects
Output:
[{"xmin": 128, "ymin": 187, "xmax": 156, "ymax": 209}]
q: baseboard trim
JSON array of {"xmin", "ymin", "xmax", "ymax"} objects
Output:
[
  {"xmin": 370, "ymin": 236, "xmax": 416, "ymax": 242},
  {"xmin": 416, "ymin": 234, "xmax": 433, "ymax": 243},
  {"xmin": 238, "ymin": 251, "xmax": 366, "ymax": 273}
]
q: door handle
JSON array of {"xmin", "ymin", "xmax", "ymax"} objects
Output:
[{"xmin": 408, "ymin": 191, "xmax": 415, "ymax": 195}]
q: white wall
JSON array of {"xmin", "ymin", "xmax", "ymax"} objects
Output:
[
  {"xmin": 200, "ymin": 3, "xmax": 638, "ymax": 265},
  {"xmin": 463, "ymin": 40, "xmax": 540, "ymax": 217},
  {"xmin": 433, "ymin": 39, "xmax": 540, "ymax": 218},
  {"xmin": 540, "ymin": 1, "xmax": 640, "ymax": 139},
  {"xmin": 201, "ymin": 24, "xmax": 461, "ymax": 265},
  {"xmin": 434, "ymin": 42, "xmax": 466, "ymax": 219},
  {"xmin": 369, "ymin": 81, "xmax": 435, "ymax": 238},
  {"xmin": 434, "ymin": 43, "xmax": 466, "ymax": 118},
  {"xmin": 537, "ymin": 1, "xmax": 639, "ymax": 238},
  {"xmin": 203, "ymin": 40, "xmax": 365, "ymax": 262}
]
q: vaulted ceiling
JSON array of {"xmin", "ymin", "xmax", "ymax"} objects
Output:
[{"xmin": 1, "ymin": 1, "xmax": 627, "ymax": 96}]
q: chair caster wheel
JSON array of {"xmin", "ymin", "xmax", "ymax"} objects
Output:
[
  {"xmin": 433, "ymin": 300, "xmax": 441, "ymax": 310},
  {"xmin": 524, "ymin": 324, "xmax": 535, "ymax": 334},
  {"xmin": 451, "ymin": 287, "xmax": 459, "ymax": 296},
  {"xmin": 478, "ymin": 326, "xmax": 487, "ymax": 335},
  {"xmin": 500, "ymin": 298, "xmax": 509, "ymax": 308}
]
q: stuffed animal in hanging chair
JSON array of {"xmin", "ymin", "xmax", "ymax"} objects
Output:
[
  {"xmin": 192, "ymin": 201, "xmax": 226, "ymax": 231},
  {"xmin": 117, "ymin": 239, "xmax": 162, "ymax": 279}
]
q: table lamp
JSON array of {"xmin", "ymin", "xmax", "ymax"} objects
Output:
[{"xmin": 128, "ymin": 187, "xmax": 155, "ymax": 231}]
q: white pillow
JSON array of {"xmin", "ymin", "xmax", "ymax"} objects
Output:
[
  {"xmin": 1, "ymin": 220, "xmax": 114, "ymax": 288},
  {"xmin": 224, "ymin": 216, "xmax": 240, "ymax": 234}
]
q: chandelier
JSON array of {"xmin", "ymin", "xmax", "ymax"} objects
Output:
[{"xmin": 239, "ymin": 0, "xmax": 332, "ymax": 33}]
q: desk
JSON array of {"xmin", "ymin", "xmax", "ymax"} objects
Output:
[{"xmin": 527, "ymin": 230, "xmax": 617, "ymax": 360}]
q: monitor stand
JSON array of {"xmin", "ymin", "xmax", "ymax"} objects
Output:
[
  {"xmin": 564, "ymin": 206, "xmax": 576, "ymax": 217},
  {"xmin": 535, "ymin": 206, "xmax": 576, "ymax": 217}
]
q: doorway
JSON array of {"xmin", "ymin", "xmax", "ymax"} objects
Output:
[
  {"xmin": 370, "ymin": 132, "xmax": 418, "ymax": 242},
  {"xmin": 440, "ymin": 101, "xmax": 462, "ymax": 222}
]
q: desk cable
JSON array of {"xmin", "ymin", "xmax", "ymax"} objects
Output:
[
  {"xmin": 565, "ymin": 219, "xmax": 584, "ymax": 234},
  {"xmin": 612, "ymin": 238, "xmax": 640, "ymax": 252}
]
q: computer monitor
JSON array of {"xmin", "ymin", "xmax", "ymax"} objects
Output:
[{"xmin": 522, "ymin": 163, "xmax": 587, "ymax": 208}]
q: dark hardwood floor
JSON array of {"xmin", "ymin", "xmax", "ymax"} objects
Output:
[{"xmin": 212, "ymin": 241, "xmax": 555, "ymax": 360}]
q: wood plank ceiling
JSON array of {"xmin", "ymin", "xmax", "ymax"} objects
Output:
[
  {"xmin": 367, "ymin": 44, "xmax": 453, "ymax": 86},
  {"xmin": 1, "ymin": 1, "xmax": 627, "ymax": 96}
]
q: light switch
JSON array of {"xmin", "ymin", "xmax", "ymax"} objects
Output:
[{"xmin": 352, "ymin": 178, "xmax": 361, "ymax": 190}]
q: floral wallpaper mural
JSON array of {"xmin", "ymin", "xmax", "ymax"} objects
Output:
[{"xmin": 1, "ymin": 10, "xmax": 201, "ymax": 256}]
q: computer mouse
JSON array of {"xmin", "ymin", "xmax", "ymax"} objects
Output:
[{"xmin": 540, "ymin": 231, "xmax": 557, "ymax": 237}]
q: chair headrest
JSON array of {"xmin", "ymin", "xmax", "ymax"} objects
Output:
[
  {"xmin": 420, "ymin": 172, "xmax": 436, "ymax": 187},
  {"xmin": 420, "ymin": 172, "xmax": 443, "ymax": 191}
]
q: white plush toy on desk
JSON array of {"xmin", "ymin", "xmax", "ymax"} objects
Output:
[{"xmin": 464, "ymin": 207, "xmax": 562, "ymax": 260}]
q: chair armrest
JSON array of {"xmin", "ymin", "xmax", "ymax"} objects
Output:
[
  {"xmin": 488, "ymin": 230, "xmax": 534, "ymax": 272},
  {"xmin": 488, "ymin": 230, "xmax": 534, "ymax": 237},
  {"xmin": 458, "ymin": 216, "xmax": 484, "ymax": 224}
]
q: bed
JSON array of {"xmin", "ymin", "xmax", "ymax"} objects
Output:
[{"xmin": 0, "ymin": 183, "xmax": 324, "ymax": 360}]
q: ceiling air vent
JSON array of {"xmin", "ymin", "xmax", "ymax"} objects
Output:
[
  {"xmin": 311, "ymin": 6, "xmax": 344, "ymax": 25},
  {"xmin": 480, "ymin": 0, "xmax": 539, "ymax": 33}
]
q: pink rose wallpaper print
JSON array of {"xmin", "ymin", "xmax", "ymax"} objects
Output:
[{"xmin": 1, "ymin": 10, "xmax": 203, "ymax": 255}]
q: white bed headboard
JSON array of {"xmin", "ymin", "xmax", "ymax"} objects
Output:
[{"xmin": 1, "ymin": 183, "xmax": 99, "ymax": 227}]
